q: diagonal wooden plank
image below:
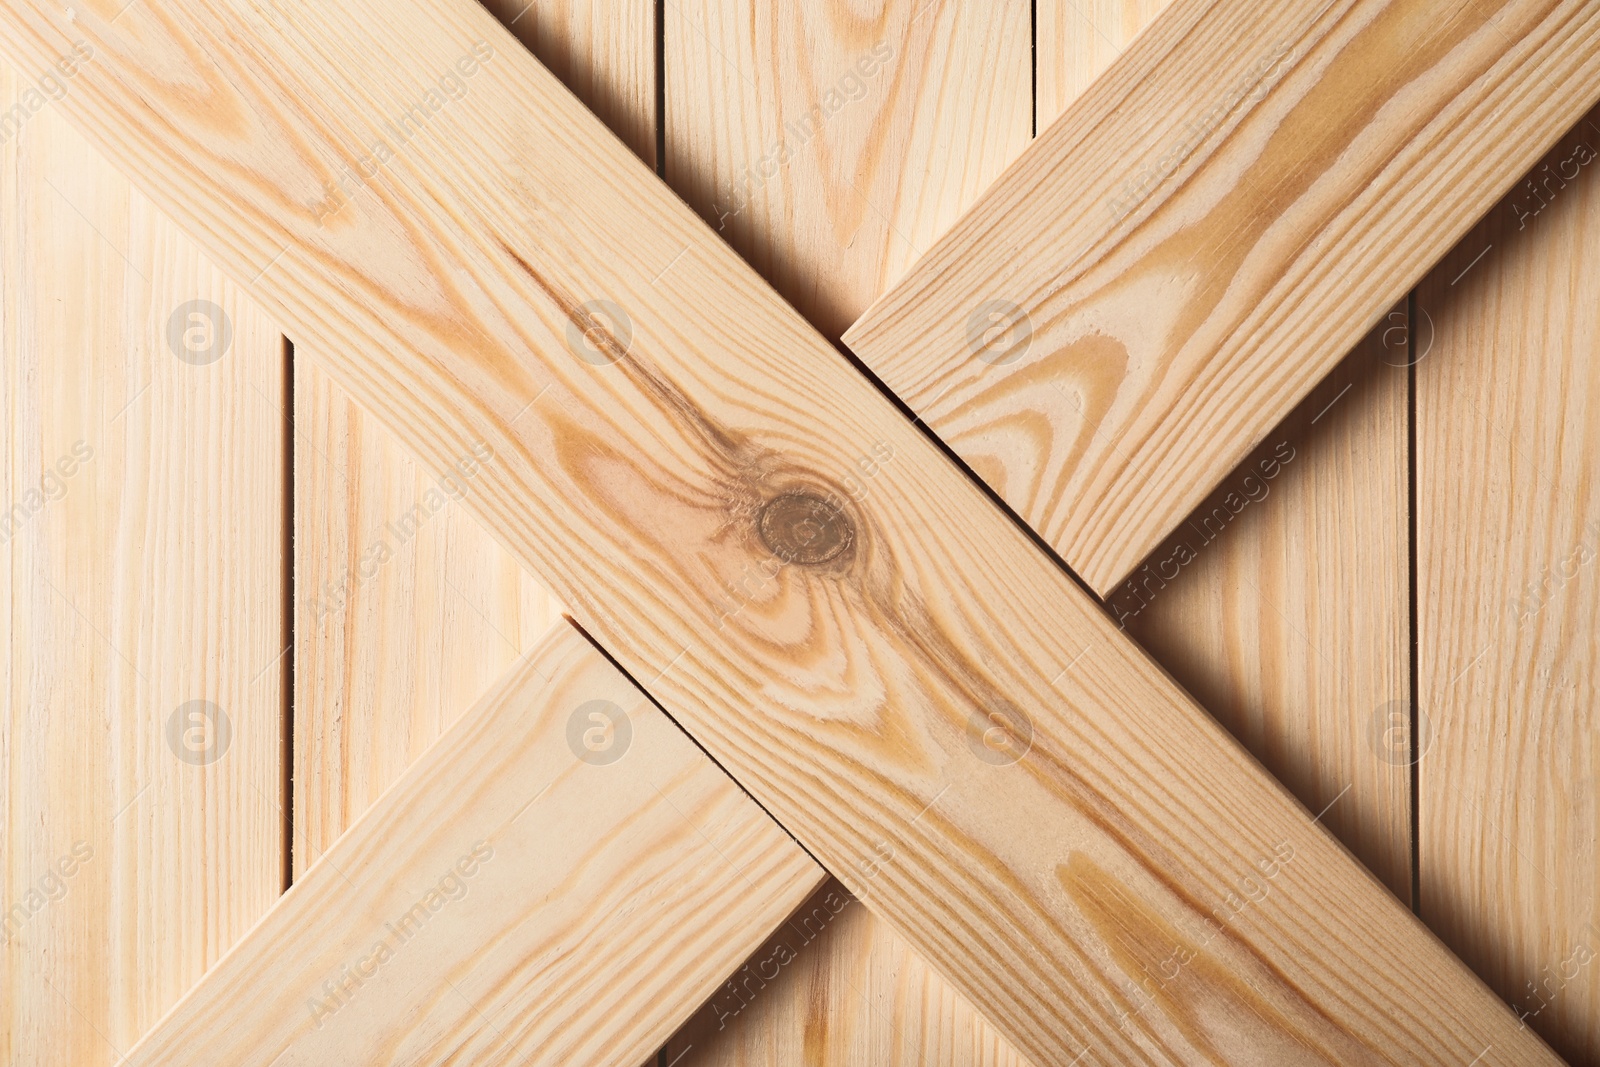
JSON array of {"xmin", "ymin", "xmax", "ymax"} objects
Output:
[
  {"xmin": 0, "ymin": 2, "xmax": 1556, "ymax": 1063},
  {"xmin": 1417, "ymin": 107, "xmax": 1600, "ymax": 1063},
  {"xmin": 1, "ymin": 68, "xmax": 284, "ymax": 1065},
  {"xmin": 844, "ymin": 0, "xmax": 1600, "ymax": 594},
  {"xmin": 124, "ymin": 623, "xmax": 824, "ymax": 1065}
]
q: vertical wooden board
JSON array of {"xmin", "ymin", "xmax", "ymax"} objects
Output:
[
  {"xmin": 662, "ymin": 3, "xmax": 1030, "ymax": 1063},
  {"xmin": 1036, "ymin": 0, "xmax": 1173, "ymax": 126},
  {"xmin": 291, "ymin": 368, "xmax": 566, "ymax": 876},
  {"xmin": 1123, "ymin": 326, "xmax": 1413, "ymax": 902},
  {"xmin": 664, "ymin": 0, "xmax": 1031, "ymax": 340},
  {"xmin": 1, "ymin": 71, "xmax": 283, "ymax": 1063},
  {"xmin": 288, "ymin": 0, "xmax": 648, "ymax": 877},
  {"xmin": 1417, "ymin": 111, "xmax": 1600, "ymax": 1064}
]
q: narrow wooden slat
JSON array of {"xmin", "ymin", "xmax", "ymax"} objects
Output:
[
  {"xmin": 1417, "ymin": 108, "xmax": 1600, "ymax": 1064},
  {"xmin": 290, "ymin": 1, "xmax": 644, "ymax": 877},
  {"xmin": 292, "ymin": 366, "xmax": 564, "ymax": 876},
  {"xmin": 0, "ymin": 4, "xmax": 1554, "ymax": 1063},
  {"xmin": 663, "ymin": 3, "xmax": 1029, "ymax": 1060},
  {"xmin": 1126, "ymin": 324, "xmax": 1414, "ymax": 901},
  {"xmin": 1036, "ymin": 0, "xmax": 1172, "ymax": 123},
  {"xmin": 664, "ymin": 0, "xmax": 1030, "ymax": 338},
  {"xmin": 126, "ymin": 624, "xmax": 825, "ymax": 1065},
  {"xmin": 1, "ymin": 72, "xmax": 282, "ymax": 1063},
  {"xmin": 844, "ymin": 0, "xmax": 1600, "ymax": 594}
]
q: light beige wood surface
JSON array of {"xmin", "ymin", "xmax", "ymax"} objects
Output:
[
  {"xmin": 845, "ymin": 0, "xmax": 1600, "ymax": 595},
  {"xmin": 290, "ymin": 0, "xmax": 631, "ymax": 878},
  {"xmin": 1, "ymin": 70, "xmax": 283, "ymax": 1063},
  {"xmin": 0, "ymin": 2, "xmax": 1557, "ymax": 1062},
  {"xmin": 664, "ymin": 3, "xmax": 1031, "ymax": 1060},
  {"xmin": 669, "ymin": 878, "xmax": 1024, "ymax": 1067},
  {"xmin": 1127, "ymin": 324, "xmax": 1414, "ymax": 902},
  {"xmin": 1417, "ymin": 109, "xmax": 1600, "ymax": 1065},
  {"xmin": 291, "ymin": 366, "xmax": 565, "ymax": 877},
  {"xmin": 664, "ymin": 0, "xmax": 1030, "ymax": 339},
  {"xmin": 1037, "ymin": 0, "xmax": 1172, "ymax": 123},
  {"xmin": 126, "ymin": 623, "xmax": 825, "ymax": 1065}
]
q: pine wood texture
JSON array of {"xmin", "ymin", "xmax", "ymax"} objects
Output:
[
  {"xmin": 290, "ymin": 0, "xmax": 640, "ymax": 878},
  {"xmin": 1, "ymin": 73, "xmax": 283, "ymax": 1063},
  {"xmin": 845, "ymin": 0, "xmax": 1600, "ymax": 595},
  {"xmin": 668, "ymin": 878, "xmax": 1025, "ymax": 1067},
  {"xmin": 1417, "ymin": 109, "xmax": 1600, "ymax": 1065},
  {"xmin": 663, "ymin": 3, "xmax": 1031, "ymax": 1060},
  {"xmin": 1037, "ymin": 0, "xmax": 1173, "ymax": 123},
  {"xmin": 0, "ymin": 3, "xmax": 1556, "ymax": 1062},
  {"xmin": 664, "ymin": 0, "xmax": 1030, "ymax": 339},
  {"xmin": 125, "ymin": 624, "xmax": 825, "ymax": 1065},
  {"xmin": 291, "ymin": 366, "xmax": 564, "ymax": 877},
  {"xmin": 1126, "ymin": 323, "xmax": 1414, "ymax": 901}
]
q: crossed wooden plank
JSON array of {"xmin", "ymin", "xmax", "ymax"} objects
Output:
[
  {"xmin": 847, "ymin": 0, "xmax": 1600, "ymax": 594},
  {"xmin": 0, "ymin": 0, "xmax": 1585, "ymax": 1062}
]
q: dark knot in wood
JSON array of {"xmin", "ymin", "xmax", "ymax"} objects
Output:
[{"xmin": 757, "ymin": 492, "xmax": 854, "ymax": 566}]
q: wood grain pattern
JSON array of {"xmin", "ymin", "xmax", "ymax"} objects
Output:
[
  {"xmin": 289, "ymin": 0, "xmax": 641, "ymax": 877},
  {"xmin": 664, "ymin": 3, "xmax": 1031, "ymax": 1060},
  {"xmin": 291, "ymin": 366, "xmax": 564, "ymax": 877},
  {"xmin": 1417, "ymin": 108, "xmax": 1600, "ymax": 1065},
  {"xmin": 126, "ymin": 623, "xmax": 825, "ymax": 1065},
  {"xmin": 0, "ymin": 71, "xmax": 283, "ymax": 1063},
  {"xmin": 664, "ymin": 0, "xmax": 1030, "ymax": 338},
  {"xmin": 667, "ymin": 878, "xmax": 1026, "ymax": 1067},
  {"xmin": 1037, "ymin": 0, "xmax": 1172, "ymax": 125},
  {"xmin": 0, "ymin": 3, "xmax": 1555, "ymax": 1062},
  {"xmin": 845, "ymin": 0, "xmax": 1600, "ymax": 594},
  {"xmin": 1126, "ymin": 321, "xmax": 1414, "ymax": 902}
]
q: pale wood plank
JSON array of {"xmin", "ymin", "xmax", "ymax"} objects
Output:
[
  {"xmin": 1126, "ymin": 325, "xmax": 1414, "ymax": 901},
  {"xmin": 126, "ymin": 624, "xmax": 825, "ymax": 1066},
  {"xmin": 0, "ymin": 4, "xmax": 1555, "ymax": 1062},
  {"xmin": 1417, "ymin": 108, "xmax": 1600, "ymax": 1065},
  {"xmin": 664, "ymin": 0, "xmax": 1030, "ymax": 339},
  {"xmin": 291, "ymin": 1, "xmax": 641, "ymax": 875},
  {"xmin": 668, "ymin": 878, "xmax": 1025, "ymax": 1067},
  {"xmin": 845, "ymin": 0, "xmax": 1600, "ymax": 594},
  {"xmin": 0, "ymin": 69, "xmax": 283, "ymax": 1063},
  {"xmin": 1037, "ymin": 0, "xmax": 1172, "ymax": 125},
  {"xmin": 662, "ymin": 3, "xmax": 1030, "ymax": 1059},
  {"xmin": 291, "ymin": 366, "xmax": 564, "ymax": 876}
]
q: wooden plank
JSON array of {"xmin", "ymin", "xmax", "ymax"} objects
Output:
[
  {"xmin": 663, "ymin": 3, "xmax": 1029, "ymax": 1060},
  {"xmin": 844, "ymin": 0, "xmax": 1600, "ymax": 595},
  {"xmin": 1417, "ymin": 108, "xmax": 1600, "ymax": 1064},
  {"xmin": 125, "ymin": 624, "xmax": 825, "ymax": 1065},
  {"xmin": 663, "ymin": 0, "xmax": 1030, "ymax": 338},
  {"xmin": 0, "ymin": 5, "xmax": 1554, "ymax": 1063},
  {"xmin": 1125, "ymin": 322, "xmax": 1415, "ymax": 901},
  {"xmin": 0, "ymin": 68, "xmax": 283, "ymax": 1064},
  {"xmin": 291, "ymin": 367, "xmax": 565, "ymax": 876},
  {"xmin": 290, "ymin": 0, "xmax": 642, "ymax": 877},
  {"xmin": 1037, "ymin": 0, "xmax": 1173, "ymax": 125},
  {"xmin": 667, "ymin": 878, "xmax": 1025, "ymax": 1067}
]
